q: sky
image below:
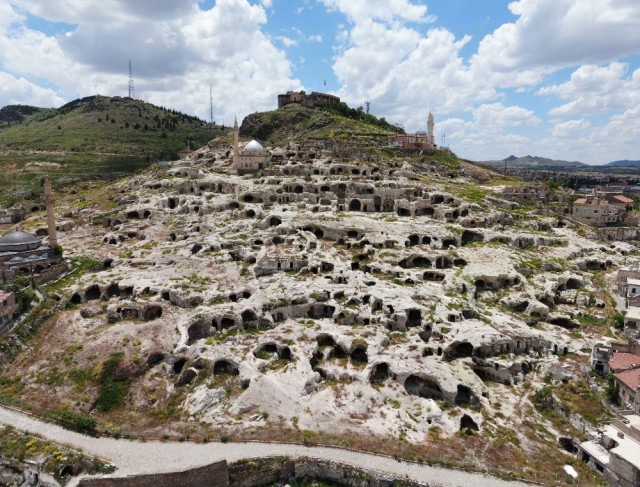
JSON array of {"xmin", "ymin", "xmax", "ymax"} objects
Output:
[{"xmin": 0, "ymin": 0, "xmax": 639, "ymax": 164}]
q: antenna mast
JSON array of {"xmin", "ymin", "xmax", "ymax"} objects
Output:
[
  {"xmin": 209, "ymin": 83, "xmax": 214, "ymax": 125},
  {"xmin": 365, "ymin": 100, "xmax": 370, "ymax": 114},
  {"xmin": 128, "ymin": 60, "xmax": 135, "ymax": 99}
]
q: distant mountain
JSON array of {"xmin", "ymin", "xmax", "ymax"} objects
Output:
[
  {"xmin": 479, "ymin": 155, "xmax": 587, "ymax": 170},
  {"xmin": 0, "ymin": 95, "xmax": 224, "ymax": 158},
  {"xmin": 606, "ymin": 160, "xmax": 640, "ymax": 167}
]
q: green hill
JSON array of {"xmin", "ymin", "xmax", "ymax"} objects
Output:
[
  {"xmin": 0, "ymin": 95, "xmax": 224, "ymax": 158},
  {"xmin": 0, "ymin": 96, "xmax": 228, "ymax": 208},
  {"xmin": 239, "ymin": 103, "xmax": 402, "ymax": 146}
]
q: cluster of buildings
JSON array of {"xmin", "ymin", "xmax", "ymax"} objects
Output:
[
  {"xmin": 572, "ymin": 190, "xmax": 638, "ymax": 227},
  {"xmin": 581, "ymin": 264, "xmax": 640, "ymax": 485}
]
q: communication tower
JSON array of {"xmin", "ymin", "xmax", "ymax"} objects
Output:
[
  {"xmin": 365, "ymin": 100, "xmax": 370, "ymax": 114},
  {"xmin": 128, "ymin": 60, "xmax": 135, "ymax": 99},
  {"xmin": 210, "ymin": 83, "xmax": 214, "ymax": 125}
]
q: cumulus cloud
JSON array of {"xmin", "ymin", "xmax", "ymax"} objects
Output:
[
  {"xmin": 319, "ymin": 0, "xmax": 434, "ymax": 24},
  {"xmin": 472, "ymin": 0, "xmax": 640, "ymax": 85},
  {"xmin": 550, "ymin": 118, "xmax": 592, "ymax": 138},
  {"xmin": 0, "ymin": 0, "xmax": 301, "ymax": 123},
  {"xmin": 538, "ymin": 63, "xmax": 640, "ymax": 116},
  {"xmin": 0, "ymin": 71, "xmax": 65, "ymax": 107}
]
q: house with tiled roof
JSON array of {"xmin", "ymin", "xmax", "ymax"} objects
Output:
[
  {"xmin": 572, "ymin": 191, "xmax": 638, "ymax": 227},
  {"xmin": 609, "ymin": 350, "xmax": 640, "ymax": 414}
]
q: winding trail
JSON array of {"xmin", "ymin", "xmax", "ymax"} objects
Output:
[{"xmin": 0, "ymin": 405, "xmax": 536, "ymax": 487}]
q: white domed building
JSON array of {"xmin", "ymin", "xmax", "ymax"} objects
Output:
[{"xmin": 232, "ymin": 119, "xmax": 271, "ymax": 174}]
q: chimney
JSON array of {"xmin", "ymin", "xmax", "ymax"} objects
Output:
[{"xmin": 43, "ymin": 175, "xmax": 58, "ymax": 248}]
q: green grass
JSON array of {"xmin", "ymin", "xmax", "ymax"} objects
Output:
[
  {"xmin": 0, "ymin": 95, "xmax": 222, "ymax": 156},
  {"xmin": 95, "ymin": 352, "xmax": 129, "ymax": 412},
  {"xmin": 0, "ymin": 95, "xmax": 227, "ymax": 206}
]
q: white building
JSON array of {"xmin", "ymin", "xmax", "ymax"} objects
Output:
[{"xmin": 232, "ymin": 118, "xmax": 270, "ymax": 174}]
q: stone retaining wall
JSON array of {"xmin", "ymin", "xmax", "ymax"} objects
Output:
[
  {"xmin": 77, "ymin": 457, "xmax": 430, "ymax": 487},
  {"xmin": 228, "ymin": 457, "xmax": 429, "ymax": 487},
  {"xmin": 78, "ymin": 461, "xmax": 229, "ymax": 487}
]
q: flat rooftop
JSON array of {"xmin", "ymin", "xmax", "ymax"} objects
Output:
[{"xmin": 604, "ymin": 422, "xmax": 640, "ymax": 470}]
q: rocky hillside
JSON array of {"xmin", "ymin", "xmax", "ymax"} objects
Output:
[
  {"xmin": 0, "ymin": 134, "xmax": 626, "ymax": 486},
  {"xmin": 240, "ymin": 103, "xmax": 399, "ymax": 146},
  {"xmin": 0, "ymin": 104, "xmax": 47, "ymax": 128}
]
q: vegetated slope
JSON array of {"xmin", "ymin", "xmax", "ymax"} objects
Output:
[
  {"xmin": 239, "ymin": 103, "xmax": 400, "ymax": 146},
  {"xmin": 606, "ymin": 159, "xmax": 640, "ymax": 167},
  {"xmin": 479, "ymin": 155, "xmax": 587, "ymax": 170},
  {"xmin": 0, "ymin": 104, "xmax": 48, "ymax": 128},
  {"xmin": 0, "ymin": 95, "xmax": 225, "ymax": 158}
]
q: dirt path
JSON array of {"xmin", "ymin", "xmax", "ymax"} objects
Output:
[{"xmin": 0, "ymin": 405, "xmax": 536, "ymax": 487}]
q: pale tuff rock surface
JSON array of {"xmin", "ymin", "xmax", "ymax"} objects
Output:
[{"xmin": 25, "ymin": 141, "xmax": 631, "ymax": 447}]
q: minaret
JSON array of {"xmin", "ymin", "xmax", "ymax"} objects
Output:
[
  {"xmin": 233, "ymin": 117, "xmax": 239, "ymax": 156},
  {"xmin": 233, "ymin": 116, "xmax": 239, "ymax": 169},
  {"xmin": 427, "ymin": 110, "xmax": 435, "ymax": 146},
  {"xmin": 43, "ymin": 175, "xmax": 58, "ymax": 247}
]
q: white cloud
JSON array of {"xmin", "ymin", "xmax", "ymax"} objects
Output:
[
  {"xmin": 0, "ymin": 71, "xmax": 65, "ymax": 107},
  {"xmin": 0, "ymin": 1, "xmax": 23, "ymax": 31},
  {"xmin": 472, "ymin": 0, "xmax": 640, "ymax": 87},
  {"xmin": 276, "ymin": 36, "xmax": 297, "ymax": 47},
  {"xmin": 0, "ymin": 0, "xmax": 301, "ymax": 124},
  {"xmin": 319, "ymin": 0, "xmax": 435, "ymax": 24},
  {"xmin": 308, "ymin": 34, "xmax": 322, "ymax": 42},
  {"xmin": 538, "ymin": 63, "xmax": 640, "ymax": 116},
  {"xmin": 550, "ymin": 118, "xmax": 591, "ymax": 138}
]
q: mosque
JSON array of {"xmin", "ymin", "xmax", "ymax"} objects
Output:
[
  {"xmin": 0, "ymin": 176, "xmax": 67, "ymax": 284},
  {"xmin": 391, "ymin": 111, "xmax": 436, "ymax": 150},
  {"xmin": 232, "ymin": 118, "xmax": 271, "ymax": 174}
]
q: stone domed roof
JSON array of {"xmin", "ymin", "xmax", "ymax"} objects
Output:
[
  {"xmin": 244, "ymin": 140, "xmax": 264, "ymax": 151},
  {"xmin": 0, "ymin": 231, "xmax": 40, "ymax": 246}
]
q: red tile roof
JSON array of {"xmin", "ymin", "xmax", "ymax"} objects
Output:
[
  {"xmin": 615, "ymin": 368, "xmax": 640, "ymax": 390},
  {"xmin": 0, "ymin": 290, "xmax": 13, "ymax": 301},
  {"xmin": 614, "ymin": 195, "xmax": 634, "ymax": 204},
  {"xmin": 574, "ymin": 198, "xmax": 587, "ymax": 204},
  {"xmin": 610, "ymin": 352, "xmax": 640, "ymax": 372}
]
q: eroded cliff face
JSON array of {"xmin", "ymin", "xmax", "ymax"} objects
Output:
[{"xmin": 0, "ymin": 139, "xmax": 626, "ymax": 482}]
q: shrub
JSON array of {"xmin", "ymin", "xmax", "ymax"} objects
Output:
[
  {"xmin": 612, "ymin": 311, "xmax": 625, "ymax": 331},
  {"xmin": 49, "ymin": 409, "xmax": 97, "ymax": 436}
]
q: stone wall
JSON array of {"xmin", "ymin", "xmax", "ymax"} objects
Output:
[
  {"xmin": 78, "ymin": 461, "xmax": 229, "ymax": 487},
  {"xmin": 228, "ymin": 457, "xmax": 430, "ymax": 487}
]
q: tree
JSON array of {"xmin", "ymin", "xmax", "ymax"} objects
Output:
[
  {"xmin": 612, "ymin": 311, "xmax": 625, "ymax": 330},
  {"xmin": 605, "ymin": 374, "xmax": 620, "ymax": 405}
]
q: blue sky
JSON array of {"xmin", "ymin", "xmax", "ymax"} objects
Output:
[{"xmin": 0, "ymin": 0, "xmax": 639, "ymax": 164}]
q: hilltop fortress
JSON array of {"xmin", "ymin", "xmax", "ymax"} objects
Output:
[{"xmin": 278, "ymin": 91, "xmax": 341, "ymax": 109}]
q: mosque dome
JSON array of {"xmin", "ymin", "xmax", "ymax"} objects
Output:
[
  {"xmin": 244, "ymin": 140, "xmax": 264, "ymax": 151},
  {"xmin": 0, "ymin": 231, "xmax": 40, "ymax": 246}
]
